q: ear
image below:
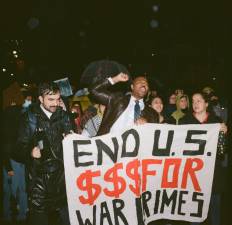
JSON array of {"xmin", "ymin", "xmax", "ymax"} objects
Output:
[
  {"xmin": 38, "ymin": 96, "xmax": 43, "ymax": 104},
  {"xmin": 206, "ymin": 102, "xmax": 209, "ymax": 108},
  {"xmin": 131, "ymin": 84, "xmax": 134, "ymax": 91}
]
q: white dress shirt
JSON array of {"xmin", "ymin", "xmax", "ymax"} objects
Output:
[
  {"xmin": 110, "ymin": 96, "xmax": 144, "ymax": 134},
  {"xmin": 40, "ymin": 104, "xmax": 52, "ymax": 119}
]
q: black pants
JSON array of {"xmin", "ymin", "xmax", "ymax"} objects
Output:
[{"xmin": 29, "ymin": 206, "xmax": 70, "ymax": 225}]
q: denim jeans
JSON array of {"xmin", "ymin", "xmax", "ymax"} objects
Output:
[{"xmin": 3, "ymin": 159, "xmax": 28, "ymax": 221}]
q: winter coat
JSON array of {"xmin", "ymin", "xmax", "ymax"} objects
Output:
[
  {"xmin": 2, "ymin": 105, "xmax": 22, "ymax": 171},
  {"xmin": 14, "ymin": 103, "xmax": 73, "ymax": 212}
]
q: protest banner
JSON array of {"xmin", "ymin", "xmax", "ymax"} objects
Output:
[{"xmin": 63, "ymin": 123, "xmax": 220, "ymax": 225}]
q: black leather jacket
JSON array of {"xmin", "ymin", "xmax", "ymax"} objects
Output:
[
  {"xmin": 14, "ymin": 103, "xmax": 73, "ymax": 212},
  {"xmin": 91, "ymin": 78, "xmax": 158, "ymax": 135},
  {"xmin": 91, "ymin": 79, "xmax": 132, "ymax": 135}
]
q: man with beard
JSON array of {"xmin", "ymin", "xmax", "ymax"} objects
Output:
[
  {"xmin": 14, "ymin": 82, "xmax": 73, "ymax": 225},
  {"xmin": 90, "ymin": 73, "xmax": 158, "ymax": 135}
]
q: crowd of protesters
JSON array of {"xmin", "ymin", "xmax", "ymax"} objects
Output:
[{"xmin": 1, "ymin": 70, "xmax": 230, "ymax": 225}]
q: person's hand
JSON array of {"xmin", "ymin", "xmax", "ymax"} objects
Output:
[
  {"xmin": 59, "ymin": 99, "xmax": 67, "ymax": 111},
  {"xmin": 220, "ymin": 123, "xmax": 228, "ymax": 134},
  {"xmin": 135, "ymin": 118, "xmax": 147, "ymax": 125},
  {"xmin": 8, "ymin": 171, "xmax": 14, "ymax": 176},
  {"xmin": 63, "ymin": 130, "xmax": 75, "ymax": 138},
  {"xmin": 111, "ymin": 73, "xmax": 129, "ymax": 84},
  {"xmin": 31, "ymin": 146, "xmax": 41, "ymax": 158}
]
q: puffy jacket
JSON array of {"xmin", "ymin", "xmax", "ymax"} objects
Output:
[{"xmin": 14, "ymin": 103, "xmax": 73, "ymax": 212}]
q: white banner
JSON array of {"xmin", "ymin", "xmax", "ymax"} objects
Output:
[{"xmin": 63, "ymin": 123, "xmax": 220, "ymax": 225}]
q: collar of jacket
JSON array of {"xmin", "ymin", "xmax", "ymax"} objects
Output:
[{"xmin": 29, "ymin": 103, "xmax": 64, "ymax": 122}]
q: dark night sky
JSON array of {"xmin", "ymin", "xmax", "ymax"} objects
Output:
[{"xmin": 0, "ymin": 0, "xmax": 231, "ymax": 96}]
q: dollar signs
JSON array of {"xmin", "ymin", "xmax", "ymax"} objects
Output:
[
  {"xmin": 126, "ymin": 159, "xmax": 141, "ymax": 197},
  {"xmin": 76, "ymin": 170, "xmax": 101, "ymax": 205},
  {"xmin": 103, "ymin": 163, "xmax": 126, "ymax": 198}
]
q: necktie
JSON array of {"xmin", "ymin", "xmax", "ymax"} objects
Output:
[{"xmin": 134, "ymin": 100, "xmax": 141, "ymax": 121}]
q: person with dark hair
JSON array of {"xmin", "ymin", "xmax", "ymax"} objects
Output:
[
  {"xmin": 70, "ymin": 101, "xmax": 83, "ymax": 134},
  {"xmin": 13, "ymin": 81, "xmax": 73, "ymax": 225},
  {"xmin": 202, "ymin": 87, "xmax": 228, "ymax": 123},
  {"xmin": 148, "ymin": 96, "xmax": 166, "ymax": 123},
  {"xmin": 135, "ymin": 106, "xmax": 159, "ymax": 124},
  {"xmin": 22, "ymin": 91, "xmax": 33, "ymax": 113},
  {"xmin": 90, "ymin": 73, "xmax": 158, "ymax": 135},
  {"xmin": 163, "ymin": 92, "xmax": 177, "ymax": 118},
  {"xmin": 179, "ymin": 92, "xmax": 227, "ymax": 225},
  {"xmin": 37, "ymin": 82, "xmax": 60, "ymax": 96},
  {"xmin": 179, "ymin": 92, "xmax": 225, "ymax": 126}
]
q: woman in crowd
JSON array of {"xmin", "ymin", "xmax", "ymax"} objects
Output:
[
  {"xmin": 168, "ymin": 94, "xmax": 189, "ymax": 124},
  {"xmin": 179, "ymin": 92, "xmax": 225, "ymax": 127},
  {"xmin": 149, "ymin": 96, "xmax": 166, "ymax": 123},
  {"xmin": 179, "ymin": 92, "xmax": 227, "ymax": 225}
]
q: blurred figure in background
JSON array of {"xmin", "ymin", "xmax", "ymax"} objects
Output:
[
  {"xmin": 168, "ymin": 94, "xmax": 189, "ymax": 124},
  {"xmin": 21, "ymin": 91, "xmax": 33, "ymax": 113},
  {"xmin": 70, "ymin": 101, "xmax": 83, "ymax": 134},
  {"xmin": 2, "ymin": 93, "xmax": 33, "ymax": 224},
  {"xmin": 202, "ymin": 87, "xmax": 228, "ymax": 123},
  {"xmin": 174, "ymin": 88, "xmax": 184, "ymax": 96},
  {"xmin": 80, "ymin": 103, "xmax": 98, "ymax": 130},
  {"xmin": 82, "ymin": 104, "xmax": 106, "ymax": 137},
  {"xmin": 163, "ymin": 92, "xmax": 177, "ymax": 118}
]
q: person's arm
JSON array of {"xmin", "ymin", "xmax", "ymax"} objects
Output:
[
  {"xmin": 12, "ymin": 113, "xmax": 36, "ymax": 163},
  {"xmin": 2, "ymin": 109, "xmax": 15, "ymax": 173},
  {"xmin": 2, "ymin": 146, "xmax": 14, "ymax": 175},
  {"xmin": 3, "ymin": 144, "xmax": 13, "ymax": 172},
  {"xmin": 90, "ymin": 72, "xmax": 129, "ymax": 105},
  {"xmin": 220, "ymin": 123, "xmax": 228, "ymax": 134},
  {"xmin": 110, "ymin": 73, "xmax": 129, "ymax": 84}
]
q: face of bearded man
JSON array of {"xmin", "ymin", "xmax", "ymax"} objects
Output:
[{"xmin": 39, "ymin": 92, "xmax": 61, "ymax": 113}]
